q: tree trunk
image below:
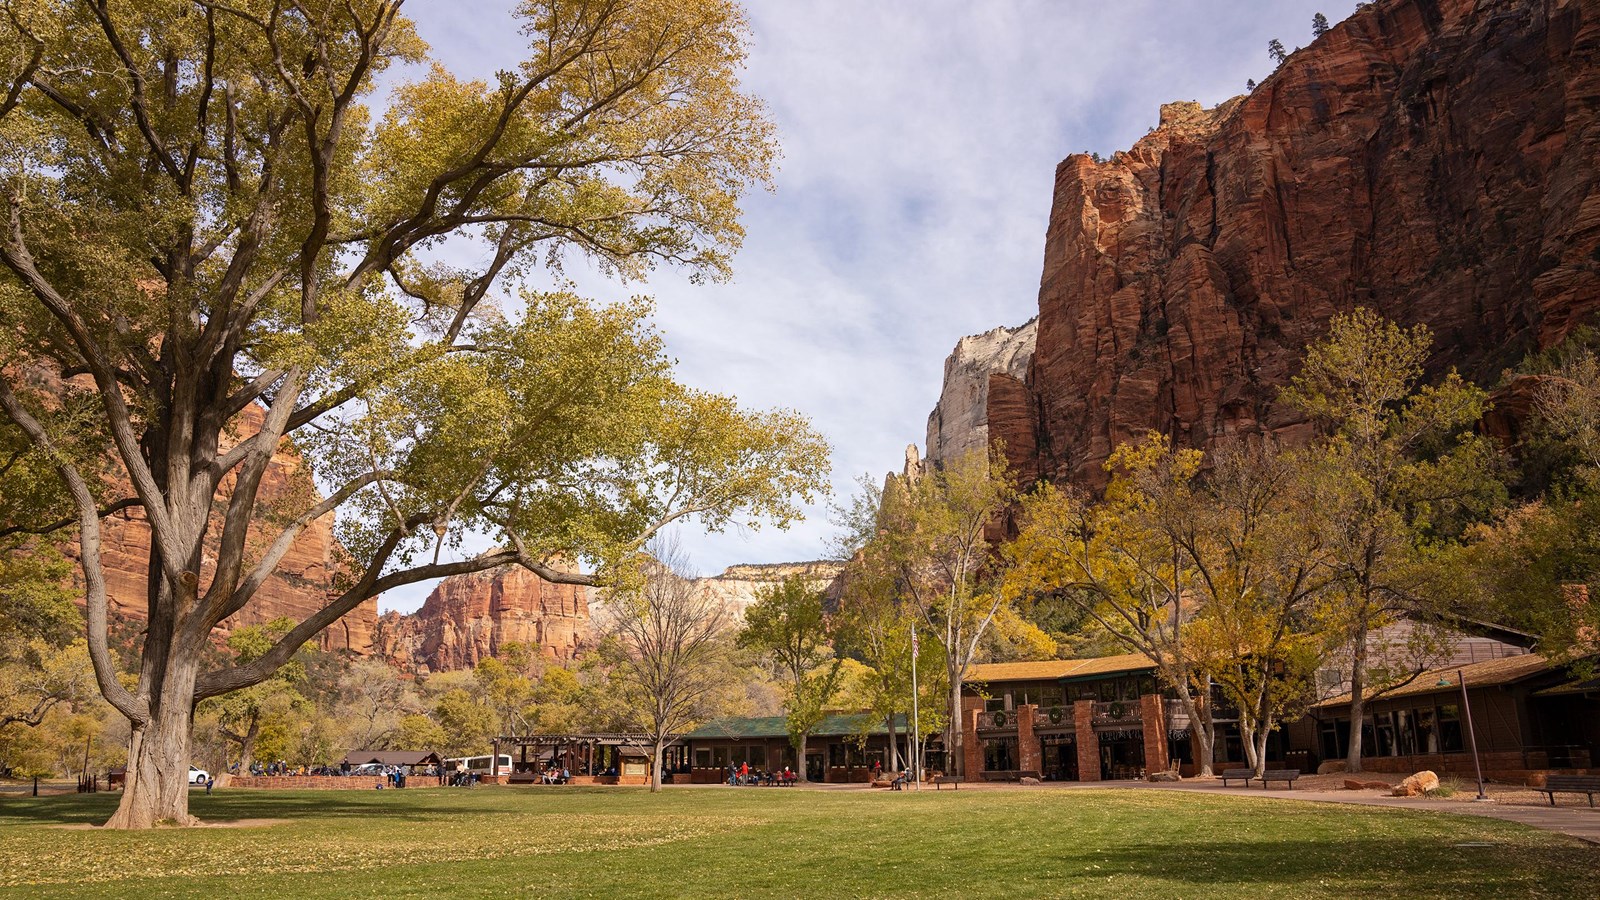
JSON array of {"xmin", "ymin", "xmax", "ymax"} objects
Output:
[
  {"xmin": 1344, "ymin": 627, "xmax": 1370, "ymax": 773},
  {"xmin": 947, "ymin": 675, "xmax": 963, "ymax": 777},
  {"xmin": 1174, "ymin": 681, "xmax": 1214, "ymax": 777},
  {"xmin": 105, "ymin": 661, "xmax": 200, "ymax": 828},
  {"xmin": 795, "ymin": 732, "xmax": 809, "ymax": 783},
  {"xmin": 1253, "ymin": 713, "xmax": 1275, "ymax": 779},
  {"xmin": 649, "ymin": 738, "xmax": 664, "ymax": 793}
]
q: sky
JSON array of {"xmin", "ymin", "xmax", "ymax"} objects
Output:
[{"xmin": 377, "ymin": 0, "xmax": 1359, "ymax": 614}]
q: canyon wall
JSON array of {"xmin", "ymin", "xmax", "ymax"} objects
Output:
[
  {"xmin": 965, "ymin": 0, "xmax": 1600, "ymax": 487},
  {"xmin": 690, "ymin": 561, "xmax": 846, "ymax": 619},
  {"xmin": 375, "ymin": 560, "xmax": 845, "ymax": 674},
  {"xmin": 925, "ymin": 320, "xmax": 1037, "ymax": 467},
  {"xmin": 373, "ymin": 563, "xmax": 593, "ymax": 676}
]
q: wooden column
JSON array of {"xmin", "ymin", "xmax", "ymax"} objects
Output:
[
  {"xmin": 491, "ymin": 739, "xmax": 500, "ymax": 777},
  {"xmin": 1074, "ymin": 700, "xmax": 1100, "ymax": 782}
]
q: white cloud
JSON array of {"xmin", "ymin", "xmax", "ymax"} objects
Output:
[{"xmin": 378, "ymin": 0, "xmax": 1358, "ymax": 612}]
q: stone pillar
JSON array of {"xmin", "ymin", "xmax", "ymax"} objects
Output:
[
  {"xmin": 1140, "ymin": 694, "xmax": 1169, "ymax": 776},
  {"xmin": 963, "ymin": 707, "xmax": 983, "ymax": 779},
  {"xmin": 1017, "ymin": 704, "xmax": 1040, "ymax": 774},
  {"xmin": 1074, "ymin": 699, "xmax": 1100, "ymax": 782}
]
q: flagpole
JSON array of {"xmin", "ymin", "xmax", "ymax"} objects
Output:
[{"xmin": 911, "ymin": 619, "xmax": 921, "ymax": 791}]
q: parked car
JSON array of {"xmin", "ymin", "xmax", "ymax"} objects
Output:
[
  {"xmin": 188, "ymin": 766, "xmax": 209, "ymax": 786},
  {"xmin": 351, "ymin": 763, "xmax": 385, "ymax": 776}
]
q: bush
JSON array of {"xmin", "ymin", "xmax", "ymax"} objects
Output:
[{"xmin": 1425, "ymin": 778, "xmax": 1462, "ymax": 798}]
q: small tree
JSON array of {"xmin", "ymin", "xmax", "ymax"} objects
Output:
[
  {"xmin": 208, "ymin": 618, "xmax": 308, "ymax": 773},
  {"xmin": 602, "ymin": 543, "xmax": 731, "ymax": 792},
  {"xmin": 1246, "ymin": 79, "xmax": 1257, "ymax": 92},
  {"xmin": 738, "ymin": 576, "xmax": 842, "ymax": 782},
  {"xmin": 1312, "ymin": 13, "xmax": 1330, "ymax": 37},
  {"xmin": 1268, "ymin": 38, "xmax": 1288, "ymax": 64},
  {"xmin": 869, "ymin": 447, "xmax": 1016, "ymax": 777},
  {"xmin": 1005, "ymin": 437, "xmax": 1218, "ymax": 775},
  {"xmin": 1281, "ymin": 309, "xmax": 1501, "ymax": 771}
]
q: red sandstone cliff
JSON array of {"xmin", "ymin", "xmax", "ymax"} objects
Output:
[
  {"xmin": 373, "ymin": 563, "xmax": 592, "ymax": 675},
  {"xmin": 997, "ymin": 0, "xmax": 1600, "ymax": 486}
]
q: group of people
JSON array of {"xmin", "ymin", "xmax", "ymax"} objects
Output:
[
  {"xmin": 539, "ymin": 767, "xmax": 572, "ymax": 784},
  {"xmin": 725, "ymin": 762, "xmax": 797, "ymax": 786}
]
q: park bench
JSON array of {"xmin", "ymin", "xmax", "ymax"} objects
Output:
[
  {"xmin": 1220, "ymin": 768, "xmax": 1254, "ymax": 787},
  {"xmin": 1537, "ymin": 775, "xmax": 1600, "ymax": 807},
  {"xmin": 1259, "ymin": 769, "xmax": 1301, "ymax": 789},
  {"xmin": 933, "ymin": 775, "xmax": 964, "ymax": 791}
]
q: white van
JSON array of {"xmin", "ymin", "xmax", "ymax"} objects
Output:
[{"xmin": 444, "ymin": 754, "xmax": 512, "ymax": 774}]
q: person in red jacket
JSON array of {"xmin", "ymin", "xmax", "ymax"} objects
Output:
[{"xmin": 738, "ymin": 761, "xmax": 749, "ymax": 785}]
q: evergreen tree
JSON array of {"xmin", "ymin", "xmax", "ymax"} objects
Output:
[
  {"xmin": 1268, "ymin": 38, "xmax": 1288, "ymax": 64},
  {"xmin": 1312, "ymin": 13, "xmax": 1330, "ymax": 37}
]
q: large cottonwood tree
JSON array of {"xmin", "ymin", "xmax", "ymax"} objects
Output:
[{"xmin": 0, "ymin": 0, "xmax": 826, "ymax": 827}]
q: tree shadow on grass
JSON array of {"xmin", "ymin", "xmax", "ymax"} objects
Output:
[
  {"xmin": 1038, "ymin": 836, "xmax": 1598, "ymax": 897},
  {"xmin": 0, "ymin": 787, "xmax": 569, "ymax": 828}
]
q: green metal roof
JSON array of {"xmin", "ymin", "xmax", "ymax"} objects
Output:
[{"xmin": 685, "ymin": 712, "xmax": 906, "ymax": 740}]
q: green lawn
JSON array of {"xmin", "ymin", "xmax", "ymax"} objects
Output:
[{"xmin": 0, "ymin": 786, "xmax": 1594, "ymax": 898}]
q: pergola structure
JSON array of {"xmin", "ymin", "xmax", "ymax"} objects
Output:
[{"xmin": 492, "ymin": 733, "xmax": 688, "ymax": 783}]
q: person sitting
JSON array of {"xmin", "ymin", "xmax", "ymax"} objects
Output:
[{"xmin": 890, "ymin": 770, "xmax": 908, "ymax": 791}]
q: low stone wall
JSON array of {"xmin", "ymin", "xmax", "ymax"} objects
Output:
[{"xmin": 224, "ymin": 775, "xmax": 444, "ymax": 790}]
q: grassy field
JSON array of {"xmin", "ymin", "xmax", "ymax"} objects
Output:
[{"xmin": 0, "ymin": 785, "xmax": 1595, "ymax": 898}]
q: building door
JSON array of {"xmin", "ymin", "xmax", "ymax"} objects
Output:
[{"xmin": 805, "ymin": 752, "xmax": 824, "ymax": 782}]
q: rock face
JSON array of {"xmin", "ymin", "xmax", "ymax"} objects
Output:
[
  {"xmin": 373, "ymin": 564, "xmax": 592, "ymax": 676},
  {"xmin": 691, "ymin": 561, "xmax": 846, "ymax": 619},
  {"xmin": 925, "ymin": 320, "xmax": 1037, "ymax": 467},
  {"xmin": 1001, "ymin": 0, "xmax": 1600, "ymax": 487},
  {"xmin": 53, "ymin": 381, "xmax": 377, "ymax": 653},
  {"xmin": 374, "ymin": 559, "xmax": 844, "ymax": 674}
]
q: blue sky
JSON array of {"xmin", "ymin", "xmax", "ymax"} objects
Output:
[{"xmin": 378, "ymin": 0, "xmax": 1358, "ymax": 613}]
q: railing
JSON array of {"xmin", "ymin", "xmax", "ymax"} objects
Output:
[
  {"xmin": 1034, "ymin": 707, "xmax": 1072, "ymax": 729},
  {"xmin": 1092, "ymin": 701, "xmax": 1142, "ymax": 726},
  {"xmin": 1163, "ymin": 700, "xmax": 1191, "ymax": 731}
]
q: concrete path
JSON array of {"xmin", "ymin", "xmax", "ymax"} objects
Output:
[{"xmin": 1061, "ymin": 779, "xmax": 1600, "ymax": 845}]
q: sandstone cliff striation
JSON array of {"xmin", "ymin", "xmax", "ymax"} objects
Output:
[
  {"xmin": 1003, "ymin": 0, "xmax": 1600, "ymax": 487},
  {"xmin": 373, "ymin": 563, "xmax": 592, "ymax": 675},
  {"xmin": 691, "ymin": 561, "xmax": 846, "ymax": 618},
  {"xmin": 373, "ymin": 559, "xmax": 845, "ymax": 674},
  {"xmin": 925, "ymin": 320, "xmax": 1037, "ymax": 467}
]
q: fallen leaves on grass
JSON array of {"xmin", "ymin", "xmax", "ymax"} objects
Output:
[{"xmin": 0, "ymin": 813, "xmax": 759, "ymax": 887}]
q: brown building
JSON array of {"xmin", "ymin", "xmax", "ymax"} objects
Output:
[
  {"xmin": 1290, "ymin": 653, "xmax": 1599, "ymax": 780},
  {"xmin": 961, "ymin": 653, "xmax": 1228, "ymax": 782},
  {"xmin": 683, "ymin": 714, "xmax": 911, "ymax": 784}
]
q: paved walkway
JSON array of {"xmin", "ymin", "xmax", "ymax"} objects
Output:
[{"xmin": 1056, "ymin": 779, "xmax": 1600, "ymax": 845}]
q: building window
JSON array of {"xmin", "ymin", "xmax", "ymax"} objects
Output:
[
  {"xmin": 1041, "ymin": 686, "xmax": 1065, "ymax": 710},
  {"xmin": 1437, "ymin": 703, "xmax": 1464, "ymax": 752},
  {"xmin": 985, "ymin": 694, "xmax": 1006, "ymax": 713},
  {"xmin": 1415, "ymin": 707, "xmax": 1438, "ymax": 753},
  {"xmin": 749, "ymin": 745, "xmax": 767, "ymax": 768},
  {"xmin": 694, "ymin": 748, "xmax": 711, "ymax": 768},
  {"xmin": 983, "ymin": 737, "xmax": 1018, "ymax": 772},
  {"xmin": 828, "ymin": 742, "xmax": 849, "ymax": 768},
  {"xmin": 1394, "ymin": 709, "xmax": 1417, "ymax": 756}
]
